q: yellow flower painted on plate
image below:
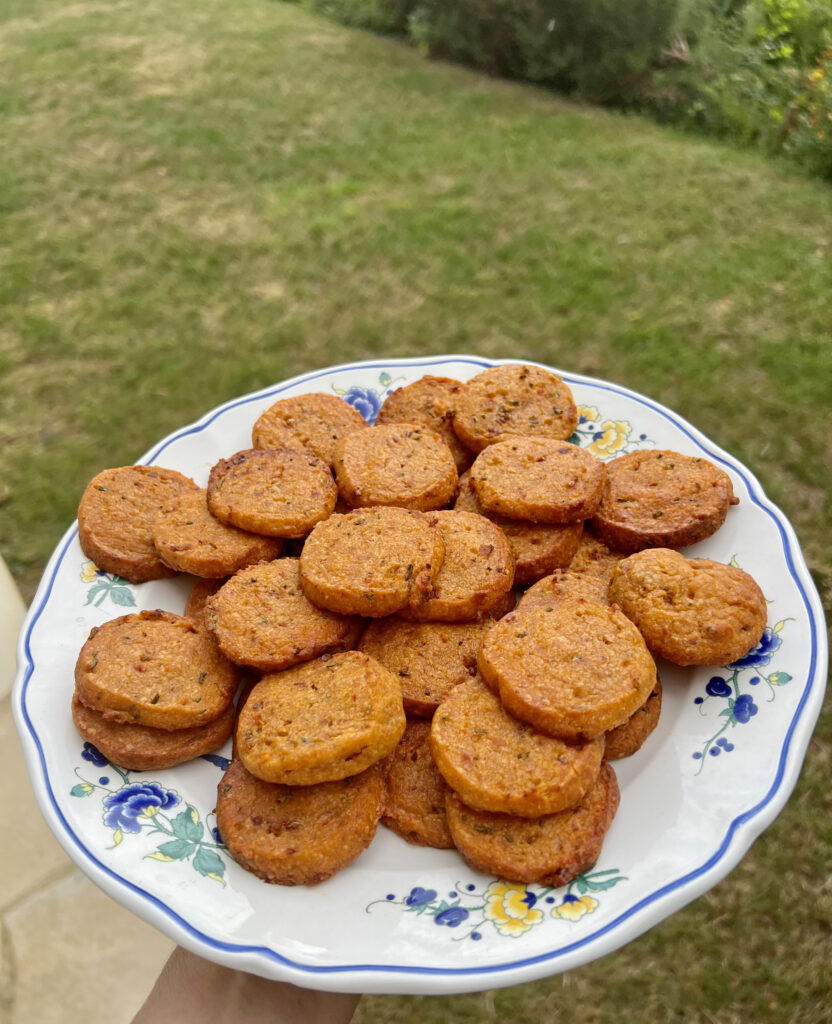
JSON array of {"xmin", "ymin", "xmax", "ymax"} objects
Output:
[
  {"xmin": 587, "ymin": 420, "xmax": 630, "ymax": 459},
  {"xmin": 80, "ymin": 560, "xmax": 102, "ymax": 584},
  {"xmin": 552, "ymin": 894, "xmax": 598, "ymax": 921},
  {"xmin": 577, "ymin": 405, "xmax": 600, "ymax": 423},
  {"xmin": 483, "ymin": 881, "xmax": 544, "ymax": 937}
]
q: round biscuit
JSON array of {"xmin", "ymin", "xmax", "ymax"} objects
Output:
[
  {"xmin": 299, "ymin": 507, "xmax": 445, "ymax": 617},
  {"xmin": 376, "ymin": 376, "xmax": 474, "ymax": 474},
  {"xmin": 429, "ymin": 676, "xmax": 605, "ymax": 818},
  {"xmin": 207, "ymin": 448, "xmax": 337, "ymax": 538},
  {"xmin": 216, "ymin": 758, "xmax": 384, "ymax": 886},
  {"xmin": 605, "ymin": 680, "xmax": 663, "ymax": 760},
  {"xmin": 151, "ymin": 488, "xmax": 282, "ymax": 577},
  {"xmin": 609, "ymin": 548, "xmax": 767, "ymax": 666},
  {"xmin": 333, "ymin": 422, "xmax": 458, "ymax": 511},
  {"xmin": 381, "ymin": 719, "xmax": 454, "ymax": 849},
  {"xmin": 235, "ymin": 651, "xmax": 405, "ymax": 785},
  {"xmin": 452, "ymin": 364, "xmax": 578, "ymax": 452},
  {"xmin": 252, "ymin": 393, "xmax": 368, "ymax": 467},
  {"xmin": 74, "ymin": 610, "xmax": 239, "ymax": 730},
  {"xmin": 477, "ymin": 599, "xmax": 657, "ymax": 740},
  {"xmin": 470, "ymin": 437, "xmax": 605, "ymax": 524},
  {"xmin": 78, "ymin": 466, "xmax": 199, "ymax": 583},
  {"xmin": 590, "ymin": 449, "xmax": 738, "ymax": 553}
]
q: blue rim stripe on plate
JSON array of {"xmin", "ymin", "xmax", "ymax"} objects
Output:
[{"xmin": 16, "ymin": 357, "xmax": 823, "ymax": 978}]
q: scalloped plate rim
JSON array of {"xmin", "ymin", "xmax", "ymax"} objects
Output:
[{"xmin": 12, "ymin": 355, "xmax": 828, "ymax": 995}]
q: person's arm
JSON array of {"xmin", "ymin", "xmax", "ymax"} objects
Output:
[{"xmin": 131, "ymin": 946, "xmax": 360, "ymax": 1024}]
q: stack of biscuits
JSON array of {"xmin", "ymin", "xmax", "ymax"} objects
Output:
[{"xmin": 71, "ymin": 364, "xmax": 767, "ymax": 887}]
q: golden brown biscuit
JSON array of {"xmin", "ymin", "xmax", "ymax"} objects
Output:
[
  {"xmin": 216, "ymin": 758, "xmax": 384, "ymax": 886},
  {"xmin": 398, "ymin": 511, "xmax": 514, "ymax": 622},
  {"xmin": 333, "ymin": 423, "xmax": 458, "ymax": 511},
  {"xmin": 71, "ymin": 693, "xmax": 233, "ymax": 771},
  {"xmin": 74, "ymin": 611, "xmax": 239, "ymax": 730},
  {"xmin": 183, "ymin": 578, "xmax": 225, "ymax": 630},
  {"xmin": 252, "ymin": 392, "xmax": 368, "ymax": 466},
  {"xmin": 567, "ymin": 532, "xmax": 626, "ymax": 585},
  {"xmin": 205, "ymin": 558, "xmax": 359, "ymax": 672},
  {"xmin": 455, "ymin": 472, "xmax": 583, "ymax": 585},
  {"xmin": 151, "ymin": 489, "xmax": 282, "ymax": 578},
  {"xmin": 207, "ymin": 448, "xmax": 337, "ymax": 538},
  {"xmin": 609, "ymin": 548, "xmax": 767, "ymax": 666},
  {"xmin": 470, "ymin": 438, "xmax": 605, "ymax": 524},
  {"xmin": 453, "ymin": 364, "xmax": 578, "ymax": 452},
  {"xmin": 590, "ymin": 450, "xmax": 739, "ymax": 553},
  {"xmin": 605, "ymin": 680, "xmax": 662, "ymax": 760},
  {"xmin": 235, "ymin": 651, "xmax": 405, "ymax": 785},
  {"xmin": 517, "ymin": 570, "xmax": 609, "ymax": 613},
  {"xmin": 358, "ymin": 617, "xmax": 493, "ymax": 717},
  {"xmin": 376, "ymin": 376, "xmax": 474, "ymax": 474},
  {"xmin": 381, "ymin": 719, "xmax": 454, "ymax": 849},
  {"xmin": 78, "ymin": 466, "xmax": 199, "ymax": 583},
  {"xmin": 445, "ymin": 761, "xmax": 620, "ymax": 887},
  {"xmin": 299, "ymin": 507, "xmax": 444, "ymax": 617},
  {"xmin": 430, "ymin": 676, "xmax": 605, "ymax": 817},
  {"xmin": 478, "ymin": 599, "xmax": 657, "ymax": 740}
]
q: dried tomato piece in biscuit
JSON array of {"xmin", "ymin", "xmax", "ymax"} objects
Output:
[
  {"xmin": 74, "ymin": 611, "xmax": 239, "ymax": 730},
  {"xmin": 478, "ymin": 599, "xmax": 657, "ymax": 740},
  {"xmin": 207, "ymin": 448, "xmax": 337, "ymax": 538},
  {"xmin": 71, "ymin": 693, "xmax": 233, "ymax": 771},
  {"xmin": 453, "ymin": 364, "xmax": 578, "ymax": 453},
  {"xmin": 455, "ymin": 472, "xmax": 583, "ymax": 585},
  {"xmin": 590, "ymin": 450, "xmax": 739, "ymax": 553},
  {"xmin": 252, "ymin": 393, "xmax": 368, "ymax": 467},
  {"xmin": 216, "ymin": 758, "xmax": 384, "ymax": 886},
  {"xmin": 567, "ymin": 532, "xmax": 626, "ymax": 584},
  {"xmin": 517, "ymin": 569, "xmax": 609, "ymax": 613},
  {"xmin": 445, "ymin": 761, "xmax": 620, "ymax": 887},
  {"xmin": 377, "ymin": 376, "xmax": 474, "ymax": 474},
  {"xmin": 299, "ymin": 507, "xmax": 444, "ymax": 617},
  {"xmin": 78, "ymin": 466, "xmax": 199, "ymax": 583},
  {"xmin": 205, "ymin": 558, "xmax": 359, "ymax": 672},
  {"xmin": 605, "ymin": 680, "xmax": 662, "ymax": 760},
  {"xmin": 235, "ymin": 651, "xmax": 405, "ymax": 785},
  {"xmin": 381, "ymin": 719, "xmax": 454, "ymax": 849},
  {"xmin": 470, "ymin": 437, "xmax": 605, "ymax": 524},
  {"xmin": 333, "ymin": 423, "xmax": 458, "ymax": 511},
  {"xmin": 430, "ymin": 676, "xmax": 604, "ymax": 818},
  {"xmin": 358, "ymin": 617, "xmax": 493, "ymax": 717},
  {"xmin": 151, "ymin": 489, "xmax": 282, "ymax": 578},
  {"xmin": 609, "ymin": 548, "xmax": 767, "ymax": 666},
  {"xmin": 397, "ymin": 511, "xmax": 514, "ymax": 622}
]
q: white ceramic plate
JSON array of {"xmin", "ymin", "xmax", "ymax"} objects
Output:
[{"xmin": 13, "ymin": 356, "xmax": 827, "ymax": 995}]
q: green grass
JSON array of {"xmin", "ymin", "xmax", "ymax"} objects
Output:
[{"xmin": 0, "ymin": 1, "xmax": 830, "ymax": 1021}]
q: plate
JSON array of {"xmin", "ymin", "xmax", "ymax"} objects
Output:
[{"xmin": 12, "ymin": 356, "xmax": 827, "ymax": 995}]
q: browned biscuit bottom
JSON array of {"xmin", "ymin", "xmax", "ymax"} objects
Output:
[
  {"xmin": 72, "ymin": 693, "xmax": 233, "ymax": 771},
  {"xmin": 445, "ymin": 762, "xmax": 620, "ymax": 887},
  {"xmin": 381, "ymin": 719, "xmax": 454, "ymax": 849},
  {"xmin": 605, "ymin": 680, "xmax": 663, "ymax": 760}
]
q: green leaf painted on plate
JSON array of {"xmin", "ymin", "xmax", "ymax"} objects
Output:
[
  {"xmin": 171, "ymin": 807, "xmax": 204, "ymax": 842},
  {"xmin": 193, "ymin": 846, "xmax": 225, "ymax": 882}
]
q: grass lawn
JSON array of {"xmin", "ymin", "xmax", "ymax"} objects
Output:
[{"xmin": 1, "ymin": 0, "xmax": 830, "ymax": 1020}]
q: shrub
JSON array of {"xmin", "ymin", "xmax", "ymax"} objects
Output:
[
  {"xmin": 298, "ymin": 0, "xmax": 417, "ymax": 34},
  {"xmin": 407, "ymin": 0, "xmax": 681, "ymax": 102}
]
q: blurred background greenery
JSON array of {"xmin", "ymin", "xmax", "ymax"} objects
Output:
[{"xmin": 0, "ymin": 0, "xmax": 829, "ymax": 1020}]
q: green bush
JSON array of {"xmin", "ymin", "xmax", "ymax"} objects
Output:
[{"xmin": 407, "ymin": 0, "xmax": 680, "ymax": 102}]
